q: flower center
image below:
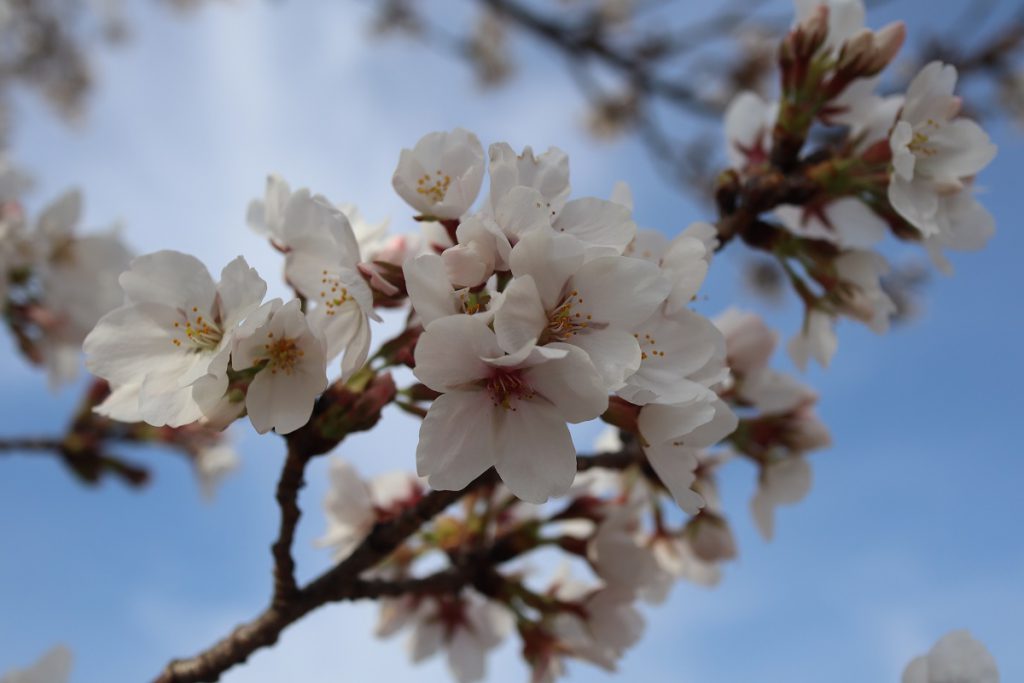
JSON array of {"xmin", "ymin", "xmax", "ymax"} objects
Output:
[
  {"xmin": 261, "ymin": 333, "xmax": 304, "ymax": 375},
  {"xmin": 415, "ymin": 169, "xmax": 451, "ymax": 205},
  {"xmin": 172, "ymin": 306, "xmax": 223, "ymax": 351},
  {"xmin": 908, "ymin": 119, "xmax": 941, "ymax": 157},
  {"xmin": 318, "ymin": 270, "xmax": 354, "ymax": 316},
  {"xmin": 547, "ymin": 289, "xmax": 592, "ymax": 341},
  {"xmin": 634, "ymin": 331, "xmax": 665, "ymax": 361},
  {"xmin": 485, "ymin": 368, "xmax": 535, "ymax": 410}
]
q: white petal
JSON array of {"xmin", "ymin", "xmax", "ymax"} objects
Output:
[
  {"xmin": 724, "ymin": 91, "xmax": 772, "ymax": 168},
  {"xmin": 493, "ymin": 400, "xmax": 577, "ymax": 503},
  {"xmin": 413, "ymin": 315, "xmax": 499, "ymax": 391},
  {"xmin": 509, "ymin": 229, "xmax": 585, "ymax": 310},
  {"xmin": 488, "ymin": 142, "xmax": 570, "ymax": 215},
  {"xmin": 638, "ymin": 400, "xmax": 715, "ymax": 446},
  {"xmin": 84, "ymin": 303, "xmax": 197, "ymax": 387},
  {"xmin": 524, "ymin": 343, "xmax": 608, "ymax": 423},
  {"xmin": 660, "ymin": 235, "xmax": 709, "ymax": 314},
  {"xmin": 405, "ymin": 253, "xmax": 459, "ymax": 326},
  {"xmin": 679, "ymin": 399, "xmax": 738, "ymax": 448},
  {"xmin": 643, "ymin": 442, "xmax": 704, "ymax": 513},
  {"xmin": 554, "ymin": 197, "xmax": 636, "ymax": 253},
  {"xmin": 492, "ymin": 185, "xmax": 553, "ymax": 244},
  {"xmin": 569, "ymin": 327, "xmax": 641, "ymax": 391},
  {"xmin": 216, "ymin": 256, "xmax": 267, "ymax": 328},
  {"xmin": 118, "ymin": 250, "xmax": 216, "ymax": 308},
  {"xmin": 138, "ymin": 366, "xmax": 205, "ymax": 427},
  {"xmin": 572, "ymin": 255, "xmax": 670, "ymax": 329},
  {"xmin": 889, "ymin": 174, "xmax": 940, "ymax": 236},
  {"xmin": 416, "ymin": 390, "xmax": 496, "ymax": 490},
  {"xmin": 493, "ymin": 276, "xmax": 548, "ymax": 355},
  {"xmin": 787, "ymin": 310, "xmax": 838, "ymax": 370},
  {"xmin": 447, "ymin": 630, "xmax": 487, "ymax": 683},
  {"xmin": 409, "ymin": 619, "xmax": 445, "ymax": 662}
]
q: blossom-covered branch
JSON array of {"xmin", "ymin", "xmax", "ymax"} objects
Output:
[{"xmin": 0, "ymin": 1, "xmax": 1004, "ymax": 681}]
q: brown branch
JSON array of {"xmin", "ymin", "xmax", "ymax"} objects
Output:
[
  {"xmin": 270, "ymin": 445, "xmax": 310, "ymax": 605},
  {"xmin": 479, "ymin": 0, "xmax": 718, "ymax": 117},
  {"xmin": 0, "ymin": 434, "xmax": 150, "ymax": 486},
  {"xmin": 0, "ymin": 437, "xmax": 64, "ymax": 452},
  {"xmin": 153, "ymin": 451, "xmax": 641, "ymax": 683}
]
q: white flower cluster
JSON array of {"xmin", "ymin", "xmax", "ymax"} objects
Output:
[
  {"xmin": 723, "ymin": 0, "xmax": 997, "ymax": 370},
  {"xmin": 714, "ymin": 308, "xmax": 830, "ymax": 539},
  {"xmin": 84, "ymin": 185, "xmax": 384, "ymax": 434},
  {"xmin": 318, "ymin": 453, "xmax": 725, "ymax": 682},
  {"xmin": 316, "ymin": 307, "xmax": 828, "ymax": 681},
  {"xmin": 400, "ymin": 129, "xmax": 734, "ymax": 503},
  {"xmin": 0, "ymin": 188, "xmax": 132, "ymax": 386},
  {"xmin": 82, "ymin": 127, "xmax": 736, "ymax": 507}
]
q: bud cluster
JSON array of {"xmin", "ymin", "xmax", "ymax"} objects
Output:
[{"xmin": 722, "ymin": 0, "xmax": 997, "ymax": 369}]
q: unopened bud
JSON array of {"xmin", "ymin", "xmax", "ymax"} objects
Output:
[
  {"xmin": 836, "ymin": 21, "xmax": 906, "ymax": 79},
  {"xmin": 791, "ymin": 5, "xmax": 830, "ymax": 61}
]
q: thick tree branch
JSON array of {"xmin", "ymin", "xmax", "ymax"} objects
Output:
[{"xmin": 153, "ymin": 451, "xmax": 640, "ymax": 683}]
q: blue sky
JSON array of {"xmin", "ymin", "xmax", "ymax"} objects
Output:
[{"xmin": 1, "ymin": 0, "xmax": 1021, "ymax": 681}]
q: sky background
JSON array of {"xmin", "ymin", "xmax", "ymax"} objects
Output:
[{"xmin": 1, "ymin": 0, "xmax": 1022, "ymax": 681}]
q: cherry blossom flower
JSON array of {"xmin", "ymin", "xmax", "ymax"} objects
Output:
[
  {"xmin": 788, "ymin": 309, "xmax": 838, "ymax": 370},
  {"xmin": 194, "ymin": 442, "xmax": 240, "ymax": 500},
  {"xmin": 637, "ymin": 399, "xmax": 738, "ymax": 512},
  {"xmin": 615, "ymin": 281, "xmax": 725, "ymax": 407},
  {"xmin": 392, "ymin": 128, "xmax": 486, "ymax": 219},
  {"xmin": 487, "ymin": 142, "xmax": 570, "ymax": 216},
  {"xmin": 319, "ymin": 458, "xmax": 422, "ymax": 561},
  {"xmin": 587, "ymin": 500, "xmax": 665, "ymax": 592},
  {"xmin": 413, "ymin": 314, "xmax": 607, "ymax": 503},
  {"xmin": 713, "ymin": 307, "xmax": 777, "ymax": 376},
  {"xmin": 85, "ymin": 251, "xmax": 267, "ymax": 427},
  {"xmin": 902, "ymin": 630, "xmax": 999, "ymax": 683},
  {"xmin": 834, "ymin": 249, "xmax": 896, "ymax": 333},
  {"xmin": 751, "ymin": 456, "xmax": 813, "ymax": 540},
  {"xmin": 378, "ymin": 592, "xmax": 513, "ymax": 683},
  {"xmin": 774, "ymin": 198, "xmax": 889, "ymax": 248},
  {"xmin": 924, "ymin": 190, "xmax": 995, "ymax": 275},
  {"xmin": 231, "ymin": 298, "xmax": 328, "ymax": 434},
  {"xmin": 496, "ymin": 229, "xmax": 670, "ymax": 389},
  {"xmin": 249, "ymin": 175, "xmax": 379, "ymax": 380},
  {"xmin": 443, "ymin": 186, "xmax": 552, "ymax": 286},
  {"xmin": 404, "ymin": 252, "xmax": 499, "ymax": 327},
  {"xmin": 0, "ymin": 645, "xmax": 72, "ymax": 683},
  {"xmin": 650, "ymin": 533, "xmax": 722, "ymax": 588},
  {"xmin": 540, "ymin": 567, "xmax": 645, "ymax": 675},
  {"xmin": 889, "ymin": 62, "xmax": 997, "ymax": 237},
  {"xmin": 30, "ymin": 189, "xmax": 133, "ymax": 386},
  {"xmin": 338, "ymin": 201, "xmax": 391, "ymax": 257}
]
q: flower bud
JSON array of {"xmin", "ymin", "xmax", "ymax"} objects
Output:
[{"xmin": 835, "ymin": 21, "xmax": 905, "ymax": 80}]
